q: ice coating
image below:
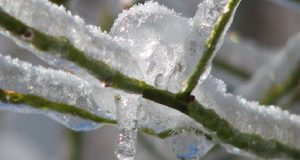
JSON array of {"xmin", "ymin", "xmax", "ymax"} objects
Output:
[
  {"xmin": 237, "ymin": 33, "xmax": 300, "ymax": 101},
  {"xmin": 0, "ymin": 55, "xmax": 213, "ymax": 158},
  {"xmin": 0, "ymin": 0, "xmax": 142, "ymax": 80},
  {"xmin": 111, "ymin": 1, "xmax": 235, "ymax": 92},
  {"xmin": 194, "ymin": 75, "xmax": 300, "ymax": 150},
  {"xmin": 115, "ymin": 94, "xmax": 140, "ymax": 160},
  {"xmin": 138, "ymin": 98, "xmax": 215, "ymax": 160},
  {"xmin": 0, "ymin": 0, "xmax": 264, "ymax": 158},
  {"xmin": 138, "ymin": 99, "xmax": 208, "ymax": 134},
  {"xmin": 0, "ymin": 55, "xmax": 116, "ymax": 130},
  {"xmin": 111, "ymin": 1, "xmax": 192, "ymax": 92},
  {"xmin": 165, "ymin": 132, "xmax": 215, "ymax": 160},
  {"xmin": 189, "ymin": 0, "xmax": 239, "ymax": 83}
]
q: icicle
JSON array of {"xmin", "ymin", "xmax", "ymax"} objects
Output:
[{"xmin": 115, "ymin": 94, "xmax": 140, "ymax": 160}]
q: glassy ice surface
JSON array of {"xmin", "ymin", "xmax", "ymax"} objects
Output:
[
  {"xmin": 0, "ymin": 0, "xmax": 143, "ymax": 80},
  {"xmin": 138, "ymin": 98, "xmax": 209, "ymax": 134},
  {"xmin": 115, "ymin": 94, "xmax": 141, "ymax": 160},
  {"xmin": 165, "ymin": 131, "xmax": 215, "ymax": 160},
  {"xmin": 194, "ymin": 76, "xmax": 300, "ymax": 152},
  {"xmin": 0, "ymin": 0, "xmax": 266, "ymax": 159},
  {"xmin": 111, "ymin": 1, "xmax": 193, "ymax": 92},
  {"xmin": 111, "ymin": 0, "xmax": 235, "ymax": 92},
  {"xmin": 189, "ymin": 0, "xmax": 239, "ymax": 84},
  {"xmin": 237, "ymin": 33, "xmax": 300, "ymax": 101},
  {"xmin": 0, "ymin": 55, "xmax": 116, "ymax": 130}
]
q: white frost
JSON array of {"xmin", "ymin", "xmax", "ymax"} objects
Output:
[
  {"xmin": 0, "ymin": 55, "xmax": 115, "ymax": 130},
  {"xmin": 0, "ymin": 0, "xmax": 259, "ymax": 159},
  {"xmin": 0, "ymin": 0, "xmax": 143, "ymax": 80},
  {"xmin": 194, "ymin": 76, "xmax": 300, "ymax": 151},
  {"xmin": 0, "ymin": 54, "xmax": 214, "ymax": 159},
  {"xmin": 111, "ymin": 0, "xmax": 237, "ymax": 92}
]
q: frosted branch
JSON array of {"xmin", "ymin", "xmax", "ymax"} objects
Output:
[
  {"xmin": 0, "ymin": 55, "xmax": 116, "ymax": 130},
  {"xmin": 180, "ymin": 0, "xmax": 241, "ymax": 97},
  {"xmin": 192, "ymin": 76, "xmax": 300, "ymax": 159},
  {"xmin": 0, "ymin": 0, "xmax": 142, "ymax": 80},
  {"xmin": 2, "ymin": 0, "xmax": 300, "ymax": 159}
]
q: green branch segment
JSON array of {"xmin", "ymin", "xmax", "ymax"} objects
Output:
[
  {"xmin": 0, "ymin": 8, "xmax": 147, "ymax": 95},
  {"xmin": 1, "ymin": 87, "xmax": 300, "ymax": 159},
  {"xmin": 0, "ymin": 89, "xmax": 117, "ymax": 124},
  {"xmin": 49, "ymin": 0, "xmax": 69, "ymax": 6},
  {"xmin": 179, "ymin": 0, "xmax": 241, "ymax": 98},
  {"xmin": 1, "ymin": 4, "xmax": 300, "ymax": 159},
  {"xmin": 187, "ymin": 102, "xmax": 300, "ymax": 159}
]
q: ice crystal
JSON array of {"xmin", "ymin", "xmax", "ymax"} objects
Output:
[
  {"xmin": 194, "ymin": 76, "xmax": 300, "ymax": 151},
  {"xmin": 111, "ymin": 0, "xmax": 234, "ymax": 92},
  {"xmin": 0, "ymin": 0, "xmax": 143, "ymax": 81},
  {"xmin": 0, "ymin": 55, "xmax": 110, "ymax": 130},
  {"xmin": 115, "ymin": 94, "xmax": 140, "ymax": 160}
]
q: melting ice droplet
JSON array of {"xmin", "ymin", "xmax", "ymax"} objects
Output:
[{"xmin": 165, "ymin": 131, "xmax": 215, "ymax": 160}]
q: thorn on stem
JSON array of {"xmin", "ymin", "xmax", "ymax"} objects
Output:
[
  {"xmin": 188, "ymin": 95, "xmax": 196, "ymax": 103},
  {"xmin": 21, "ymin": 28, "xmax": 33, "ymax": 40},
  {"xmin": 104, "ymin": 82, "xmax": 113, "ymax": 88}
]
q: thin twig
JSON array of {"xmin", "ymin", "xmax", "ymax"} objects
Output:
[{"xmin": 179, "ymin": 0, "xmax": 241, "ymax": 98}]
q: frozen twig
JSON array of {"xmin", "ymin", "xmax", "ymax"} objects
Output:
[
  {"xmin": 179, "ymin": 0, "xmax": 241, "ymax": 98},
  {"xmin": 1, "ymin": 0, "xmax": 300, "ymax": 159}
]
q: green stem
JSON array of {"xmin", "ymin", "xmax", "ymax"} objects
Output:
[
  {"xmin": 260, "ymin": 62, "xmax": 300, "ymax": 105},
  {"xmin": 1, "ymin": 87, "xmax": 300, "ymax": 159},
  {"xmin": 0, "ymin": 88, "xmax": 208, "ymax": 142},
  {"xmin": 179, "ymin": 0, "xmax": 241, "ymax": 98},
  {"xmin": 1, "ymin": 4, "xmax": 300, "ymax": 159},
  {"xmin": 0, "ymin": 89, "xmax": 117, "ymax": 124},
  {"xmin": 49, "ymin": 0, "xmax": 69, "ymax": 6},
  {"xmin": 140, "ymin": 127, "xmax": 212, "ymax": 140}
]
